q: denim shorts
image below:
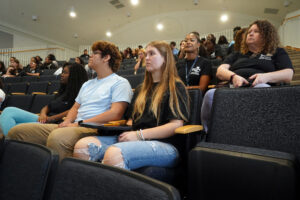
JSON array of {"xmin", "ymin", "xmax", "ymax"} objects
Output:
[{"xmin": 89, "ymin": 136, "xmax": 179, "ymax": 170}]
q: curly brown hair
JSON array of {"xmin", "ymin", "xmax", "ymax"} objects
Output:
[
  {"xmin": 234, "ymin": 28, "xmax": 248, "ymax": 52},
  {"xmin": 241, "ymin": 20, "xmax": 280, "ymax": 55},
  {"xmin": 91, "ymin": 40, "xmax": 122, "ymax": 72}
]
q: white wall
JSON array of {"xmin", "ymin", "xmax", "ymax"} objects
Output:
[{"xmin": 279, "ymin": 9, "xmax": 300, "ymax": 48}]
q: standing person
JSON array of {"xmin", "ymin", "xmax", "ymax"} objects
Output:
[
  {"xmin": 8, "ymin": 40, "xmax": 133, "ymax": 160},
  {"xmin": 201, "ymin": 20, "xmax": 294, "ymax": 132},
  {"xmin": 73, "ymin": 41, "xmax": 190, "ymax": 171},
  {"xmin": 0, "ymin": 63, "xmax": 88, "ymax": 135},
  {"xmin": 176, "ymin": 33, "xmax": 212, "ymax": 92},
  {"xmin": 80, "ymin": 49, "xmax": 90, "ymax": 60}
]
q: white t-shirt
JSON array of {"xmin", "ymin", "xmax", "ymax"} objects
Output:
[
  {"xmin": 75, "ymin": 73, "xmax": 133, "ymax": 121},
  {"xmin": 0, "ymin": 89, "xmax": 6, "ymax": 107}
]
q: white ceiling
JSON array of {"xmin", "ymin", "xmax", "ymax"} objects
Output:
[{"xmin": 0, "ymin": 0, "xmax": 299, "ymax": 49}]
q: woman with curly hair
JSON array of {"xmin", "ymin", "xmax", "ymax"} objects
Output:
[
  {"xmin": 201, "ymin": 20, "xmax": 294, "ymax": 132},
  {"xmin": 0, "ymin": 63, "xmax": 88, "ymax": 135}
]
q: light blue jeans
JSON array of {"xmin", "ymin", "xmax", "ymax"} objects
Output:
[
  {"xmin": 88, "ymin": 136, "xmax": 179, "ymax": 170},
  {"xmin": 0, "ymin": 107, "xmax": 38, "ymax": 135}
]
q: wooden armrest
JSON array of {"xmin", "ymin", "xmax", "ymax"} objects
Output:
[
  {"xmin": 175, "ymin": 125, "xmax": 203, "ymax": 134},
  {"xmin": 208, "ymin": 85, "xmax": 216, "ymax": 89},
  {"xmin": 104, "ymin": 120, "xmax": 127, "ymax": 126},
  {"xmin": 11, "ymin": 92, "xmax": 25, "ymax": 95},
  {"xmin": 32, "ymin": 92, "xmax": 47, "ymax": 95}
]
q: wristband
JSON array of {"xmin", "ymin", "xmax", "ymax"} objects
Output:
[{"xmin": 78, "ymin": 120, "xmax": 84, "ymax": 126}]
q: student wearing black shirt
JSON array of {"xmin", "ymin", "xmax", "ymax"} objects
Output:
[
  {"xmin": 0, "ymin": 63, "xmax": 88, "ymax": 135},
  {"xmin": 73, "ymin": 41, "xmax": 190, "ymax": 170},
  {"xmin": 177, "ymin": 32, "xmax": 212, "ymax": 92},
  {"xmin": 80, "ymin": 49, "xmax": 90, "ymax": 60},
  {"xmin": 201, "ymin": 20, "xmax": 294, "ymax": 132}
]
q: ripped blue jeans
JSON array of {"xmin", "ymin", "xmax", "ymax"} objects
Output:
[{"xmin": 87, "ymin": 135, "xmax": 179, "ymax": 170}]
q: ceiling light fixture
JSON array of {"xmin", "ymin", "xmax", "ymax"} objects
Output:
[
  {"xmin": 156, "ymin": 23, "xmax": 164, "ymax": 31},
  {"xmin": 131, "ymin": 0, "xmax": 139, "ymax": 6},
  {"xmin": 69, "ymin": 7, "xmax": 76, "ymax": 18},
  {"xmin": 220, "ymin": 14, "xmax": 228, "ymax": 22},
  {"xmin": 106, "ymin": 31, "xmax": 112, "ymax": 37}
]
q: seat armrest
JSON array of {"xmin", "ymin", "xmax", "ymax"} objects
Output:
[{"xmin": 175, "ymin": 125, "xmax": 203, "ymax": 134}]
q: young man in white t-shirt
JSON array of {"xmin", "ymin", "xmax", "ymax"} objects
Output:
[{"xmin": 8, "ymin": 40, "xmax": 133, "ymax": 160}]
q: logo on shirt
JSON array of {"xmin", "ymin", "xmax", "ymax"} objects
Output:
[
  {"xmin": 190, "ymin": 66, "xmax": 201, "ymax": 75},
  {"xmin": 259, "ymin": 54, "xmax": 272, "ymax": 61}
]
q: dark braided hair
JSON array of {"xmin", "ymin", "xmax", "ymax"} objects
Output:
[{"xmin": 57, "ymin": 62, "xmax": 88, "ymax": 105}]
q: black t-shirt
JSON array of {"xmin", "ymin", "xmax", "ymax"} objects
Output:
[
  {"xmin": 224, "ymin": 47, "xmax": 293, "ymax": 79},
  {"xmin": 47, "ymin": 95, "xmax": 73, "ymax": 116},
  {"xmin": 80, "ymin": 54, "xmax": 90, "ymax": 60},
  {"xmin": 125, "ymin": 82, "xmax": 189, "ymax": 155},
  {"xmin": 176, "ymin": 57, "xmax": 212, "ymax": 86}
]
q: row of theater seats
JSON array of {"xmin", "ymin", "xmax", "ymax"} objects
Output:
[
  {"xmin": 1, "ymin": 74, "xmax": 60, "ymax": 84},
  {"xmin": 1, "ymin": 82, "xmax": 298, "ymax": 199},
  {"xmin": 0, "ymin": 135, "xmax": 180, "ymax": 200},
  {"xmin": 0, "ymin": 94, "xmax": 55, "ymax": 113},
  {"xmin": 3, "ymin": 81, "xmax": 60, "ymax": 95}
]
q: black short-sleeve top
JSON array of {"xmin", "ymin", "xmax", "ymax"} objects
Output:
[
  {"xmin": 223, "ymin": 47, "xmax": 293, "ymax": 79},
  {"xmin": 125, "ymin": 82, "xmax": 189, "ymax": 154},
  {"xmin": 176, "ymin": 57, "xmax": 212, "ymax": 86}
]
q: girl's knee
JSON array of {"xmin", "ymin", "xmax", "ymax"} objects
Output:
[{"xmin": 102, "ymin": 146, "xmax": 125, "ymax": 168}]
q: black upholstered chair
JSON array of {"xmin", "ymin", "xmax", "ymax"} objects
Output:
[
  {"xmin": 21, "ymin": 76, "xmax": 39, "ymax": 83},
  {"xmin": 3, "ymin": 94, "xmax": 34, "ymax": 111},
  {"xmin": 123, "ymin": 74, "xmax": 144, "ymax": 89},
  {"xmin": 8, "ymin": 82, "xmax": 28, "ymax": 94},
  {"xmin": 39, "ymin": 75, "xmax": 57, "ymax": 82},
  {"xmin": 0, "ymin": 139, "xmax": 59, "ymax": 200},
  {"xmin": 47, "ymin": 80, "xmax": 60, "ymax": 94},
  {"xmin": 49, "ymin": 158, "xmax": 180, "ymax": 200},
  {"xmin": 29, "ymin": 94, "xmax": 55, "ymax": 114},
  {"xmin": 188, "ymin": 86, "xmax": 300, "ymax": 200},
  {"xmin": 27, "ymin": 81, "xmax": 49, "ymax": 94}
]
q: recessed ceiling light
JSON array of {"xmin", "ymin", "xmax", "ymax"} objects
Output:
[
  {"xmin": 156, "ymin": 23, "xmax": 164, "ymax": 31},
  {"xmin": 220, "ymin": 14, "xmax": 228, "ymax": 22},
  {"xmin": 106, "ymin": 31, "xmax": 112, "ymax": 37},
  {"xmin": 131, "ymin": 0, "xmax": 139, "ymax": 6},
  {"xmin": 70, "ymin": 7, "xmax": 76, "ymax": 18}
]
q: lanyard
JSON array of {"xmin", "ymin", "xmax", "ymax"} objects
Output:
[{"xmin": 185, "ymin": 56, "xmax": 199, "ymax": 86}]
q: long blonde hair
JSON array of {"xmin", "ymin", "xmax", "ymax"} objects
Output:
[{"xmin": 132, "ymin": 41, "xmax": 189, "ymax": 123}]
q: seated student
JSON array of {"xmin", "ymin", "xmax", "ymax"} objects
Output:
[
  {"xmin": 201, "ymin": 20, "xmax": 294, "ymax": 132},
  {"xmin": 73, "ymin": 41, "xmax": 189, "ymax": 171},
  {"xmin": 217, "ymin": 35, "xmax": 229, "ymax": 60},
  {"xmin": 3, "ymin": 59, "xmax": 22, "ymax": 77},
  {"xmin": 176, "ymin": 32, "xmax": 212, "ymax": 92},
  {"xmin": 0, "ymin": 63, "xmax": 88, "ymax": 135},
  {"xmin": 22, "ymin": 59, "xmax": 41, "ymax": 77},
  {"xmin": 40, "ymin": 54, "xmax": 57, "ymax": 70},
  {"xmin": 204, "ymin": 34, "xmax": 223, "ymax": 60},
  {"xmin": 133, "ymin": 49, "xmax": 146, "ymax": 74},
  {"xmin": 0, "ymin": 61, "xmax": 6, "ymax": 76},
  {"xmin": 8, "ymin": 40, "xmax": 133, "ymax": 160},
  {"xmin": 0, "ymin": 79, "xmax": 5, "ymax": 107}
]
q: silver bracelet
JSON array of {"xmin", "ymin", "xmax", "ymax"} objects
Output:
[{"xmin": 140, "ymin": 129, "xmax": 145, "ymax": 141}]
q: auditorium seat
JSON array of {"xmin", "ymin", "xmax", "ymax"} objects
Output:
[
  {"xmin": 188, "ymin": 86, "xmax": 300, "ymax": 200},
  {"xmin": 27, "ymin": 81, "xmax": 49, "ymax": 94},
  {"xmin": 3, "ymin": 95, "xmax": 34, "ymax": 111},
  {"xmin": 48, "ymin": 81, "xmax": 60, "ymax": 94},
  {"xmin": 8, "ymin": 82, "xmax": 28, "ymax": 94},
  {"xmin": 22, "ymin": 76, "xmax": 39, "ymax": 83},
  {"xmin": 0, "ymin": 139, "xmax": 58, "ymax": 200},
  {"xmin": 48, "ymin": 158, "xmax": 181, "ymax": 200},
  {"xmin": 39, "ymin": 75, "xmax": 57, "ymax": 82},
  {"xmin": 123, "ymin": 74, "xmax": 144, "ymax": 89},
  {"xmin": 29, "ymin": 94, "xmax": 55, "ymax": 114}
]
